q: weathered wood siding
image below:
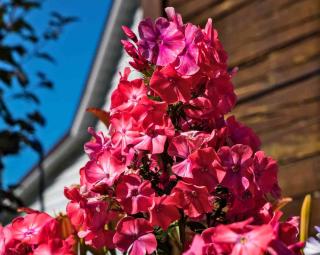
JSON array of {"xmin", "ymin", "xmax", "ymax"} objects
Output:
[{"xmin": 168, "ymin": 0, "xmax": 320, "ymax": 225}]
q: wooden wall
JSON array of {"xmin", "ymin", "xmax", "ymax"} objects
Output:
[{"xmin": 167, "ymin": 0, "xmax": 320, "ymax": 226}]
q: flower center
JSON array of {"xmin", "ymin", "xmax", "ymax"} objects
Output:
[
  {"xmin": 191, "ymin": 191, "xmax": 197, "ymax": 197},
  {"xmin": 201, "ymin": 168, "xmax": 208, "ymax": 173},
  {"xmin": 155, "ymin": 205, "xmax": 162, "ymax": 213},
  {"xmin": 131, "ymin": 189, "xmax": 139, "ymax": 196},
  {"xmin": 231, "ymin": 164, "xmax": 240, "ymax": 173},
  {"xmin": 239, "ymin": 236, "xmax": 247, "ymax": 244},
  {"xmin": 168, "ymin": 78, "xmax": 175, "ymax": 84},
  {"xmin": 24, "ymin": 229, "xmax": 35, "ymax": 237}
]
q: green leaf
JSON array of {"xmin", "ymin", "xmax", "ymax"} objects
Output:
[{"xmin": 300, "ymin": 194, "xmax": 312, "ymax": 242}]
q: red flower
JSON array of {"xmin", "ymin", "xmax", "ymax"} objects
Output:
[
  {"xmin": 132, "ymin": 98, "xmax": 168, "ymax": 128},
  {"xmin": 64, "ymin": 186, "xmax": 86, "ymax": 230},
  {"xmin": 84, "ymin": 150, "xmax": 126, "ymax": 189},
  {"xmin": 252, "ymin": 151, "xmax": 281, "ymax": 199},
  {"xmin": 226, "ymin": 116, "xmax": 261, "ymax": 151},
  {"xmin": 183, "ymin": 234, "xmax": 209, "ymax": 255},
  {"xmin": 150, "ymin": 64, "xmax": 192, "ymax": 104},
  {"xmin": 78, "ymin": 200, "xmax": 115, "ymax": 249},
  {"xmin": 110, "ymin": 112, "xmax": 140, "ymax": 151},
  {"xmin": 116, "ymin": 174, "xmax": 155, "ymax": 214},
  {"xmin": 138, "ymin": 17, "xmax": 185, "ymax": 66},
  {"xmin": 218, "ymin": 144, "xmax": 253, "ymax": 194},
  {"xmin": 171, "ymin": 181, "xmax": 212, "ymax": 218},
  {"xmin": 213, "ymin": 222, "xmax": 274, "ymax": 255},
  {"xmin": 84, "ymin": 127, "xmax": 111, "ymax": 159},
  {"xmin": 188, "ymin": 147, "xmax": 224, "ymax": 192},
  {"xmin": 11, "ymin": 212, "xmax": 53, "ymax": 245},
  {"xmin": 0, "ymin": 226, "xmax": 4, "ymax": 255},
  {"xmin": 113, "ymin": 217, "xmax": 157, "ymax": 255},
  {"xmin": 111, "ymin": 78, "xmax": 147, "ymax": 114},
  {"xmin": 168, "ymin": 131, "xmax": 212, "ymax": 178},
  {"xmin": 148, "ymin": 195, "xmax": 180, "ymax": 230},
  {"xmin": 134, "ymin": 118, "xmax": 175, "ymax": 154},
  {"xmin": 33, "ymin": 237, "xmax": 75, "ymax": 255},
  {"xmin": 175, "ymin": 24, "xmax": 201, "ymax": 76}
]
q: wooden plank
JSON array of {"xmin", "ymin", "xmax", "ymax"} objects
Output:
[
  {"xmin": 168, "ymin": 0, "xmax": 186, "ymax": 7},
  {"xmin": 233, "ymin": 34, "xmax": 320, "ymax": 99},
  {"xmin": 142, "ymin": 0, "xmax": 163, "ymax": 19},
  {"xmin": 216, "ymin": 0, "xmax": 320, "ymax": 67},
  {"xmin": 233, "ymin": 75, "xmax": 320, "ymax": 164},
  {"xmin": 182, "ymin": 0, "xmax": 320, "ymax": 68},
  {"xmin": 189, "ymin": 0, "xmax": 253, "ymax": 25},
  {"xmin": 279, "ymin": 155, "xmax": 320, "ymax": 197},
  {"xmin": 234, "ymin": 75, "xmax": 320, "ymax": 133},
  {"xmin": 170, "ymin": 0, "xmax": 222, "ymax": 20}
]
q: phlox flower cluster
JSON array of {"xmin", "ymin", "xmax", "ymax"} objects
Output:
[
  {"xmin": 0, "ymin": 209, "xmax": 74, "ymax": 254},
  {"xmin": 0, "ymin": 7, "xmax": 303, "ymax": 255}
]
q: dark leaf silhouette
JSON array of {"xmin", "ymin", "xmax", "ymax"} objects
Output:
[
  {"xmin": 36, "ymin": 52, "xmax": 56, "ymax": 63},
  {"xmin": 0, "ymin": 0, "xmax": 77, "ymax": 217},
  {"xmin": 27, "ymin": 111, "xmax": 45, "ymax": 126},
  {"xmin": 0, "ymin": 69, "xmax": 13, "ymax": 86},
  {"xmin": 13, "ymin": 92, "xmax": 40, "ymax": 104}
]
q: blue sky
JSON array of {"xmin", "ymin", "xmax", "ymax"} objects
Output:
[{"xmin": 3, "ymin": 0, "xmax": 113, "ymax": 187}]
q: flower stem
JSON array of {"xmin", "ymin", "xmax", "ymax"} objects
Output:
[{"xmin": 178, "ymin": 210, "xmax": 186, "ymax": 251}]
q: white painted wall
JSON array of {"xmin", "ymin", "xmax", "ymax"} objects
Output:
[{"xmin": 30, "ymin": 8, "xmax": 143, "ymax": 215}]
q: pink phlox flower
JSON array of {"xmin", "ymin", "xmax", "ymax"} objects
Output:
[
  {"xmin": 78, "ymin": 200, "xmax": 115, "ymax": 249},
  {"xmin": 168, "ymin": 131, "xmax": 211, "ymax": 178},
  {"xmin": 183, "ymin": 234, "xmax": 212, "ymax": 255},
  {"xmin": 113, "ymin": 217, "xmax": 157, "ymax": 255},
  {"xmin": 110, "ymin": 112, "xmax": 141, "ymax": 152},
  {"xmin": 252, "ymin": 151, "xmax": 280, "ymax": 198},
  {"xmin": 84, "ymin": 150, "xmax": 126, "ymax": 189},
  {"xmin": 134, "ymin": 118, "xmax": 175, "ymax": 154},
  {"xmin": 84, "ymin": 127, "xmax": 111, "ymax": 159},
  {"xmin": 33, "ymin": 237, "xmax": 75, "ymax": 255},
  {"xmin": 64, "ymin": 187, "xmax": 86, "ymax": 231},
  {"xmin": 150, "ymin": 64, "xmax": 192, "ymax": 104},
  {"xmin": 116, "ymin": 174, "xmax": 155, "ymax": 214},
  {"xmin": 148, "ymin": 195, "xmax": 180, "ymax": 230},
  {"xmin": 121, "ymin": 40, "xmax": 149, "ymax": 71},
  {"xmin": 226, "ymin": 116, "xmax": 261, "ymax": 151},
  {"xmin": 138, "ymin": 17, "xmax": 185, "ymax": 66},
  {"xmin": 11, "ymin": 212, "xmax": 54, "ymax": 245},
  {"xmin": 165, "ymin": 7, "xmax": 184, "ymax": 29},
  {"xmin": 188, "ymin": 147, "xmax": 224, "ymax": 192},
  {"xmin": 111, "ymin": 78, "xmax": 147, "ymax": 114},
  {"xmin": 132, "ymin": 98, "xmax": 168, "ymax": 128},
  {"xmin": 218, "ymin": 144, "xmax": 254, "ymax": 194},
  {"xmin": 200, "ymin": 18, "xmax": 228, "ymax": 71},
  {"xmin": 122, "ymin": 26, "xmax": 137, "ymax": 42},
  {"xmin": 171, "ymin": 181, "xmax": 212, "ymax": 218},
  {"xmin": 175, "ymin": 23, "xmax": 201, "ymax": 76},
  {"xmin": 202, "ymin": 219, "xmax": 274, "ymax": 255}
]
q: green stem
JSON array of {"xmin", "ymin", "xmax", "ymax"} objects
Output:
[
  {"xmin": 178, "ymin": 211, "xmax": 186, "ymax": 251},
  {"xmin": 109, "ymin": 249, "xmax": 117, "ymax": 255},
  {"xmin": 79, "ymin": 241, "xmax": 86, "ymax": 255}
]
